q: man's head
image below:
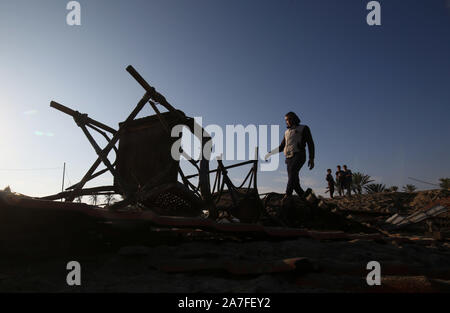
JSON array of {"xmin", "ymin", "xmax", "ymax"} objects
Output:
[
  {"xmin": 343, "ymin": 165, "xmax": 347, "ymax": 170},
  {"xmin": 285, "ymin": 112, "xmax": 300, "ymax": 128},
  {"xmin": 337, "ymin": 165, "xmax": 341, "ymax": 170},
  {"xmin": 327, "ymin": 169, "xmax": 332, "ymax": 174}
]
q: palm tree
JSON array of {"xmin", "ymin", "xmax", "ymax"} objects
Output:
[
  {"xmin": 439, "ymin": 178, "xmax": 450, "ymax": 190},
  {"xmin": 352, "ymin": 172, "xmax": 374, "ymax": 194},
  {"xmin": 402, "ymin": 184, "xmax": 417, "ymax": 193},
  {"xmin": 388, "ymin": 186, "xmax": 399, "ymax": 192},
  {"xmin": 89, "ymin": 194, "xmax": 98, "ymax": 206},
  {"xmin": 364, "ymin": 183, "xmax": 386, "ymax": 194}
]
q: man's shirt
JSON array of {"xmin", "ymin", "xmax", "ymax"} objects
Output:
[
  {"xmin": 326, "ymin": 173, "xmax": 335, "ymax": 186},
  {"xmin": 278, "ymin": 125, "xmax": 315, "ymax": 160},
  {"xmin": 344, "ymin": 170, "xmax": 353, "ymax": 183},
  {"xmin": 336, "ymin": 170, "xmax": 345, "ymax": 183}
]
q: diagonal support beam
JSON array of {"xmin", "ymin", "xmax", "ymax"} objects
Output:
[
  {"xmin": 51, "ymin": 101, "xmax": 117, "ymax": 134},
  {"xmin": 62, "ymin": 92, "xmax": 152, "ymax": 200},
  {"xmin": 79, "ymin": 124, "xmax": 119, "ymax": 185}
]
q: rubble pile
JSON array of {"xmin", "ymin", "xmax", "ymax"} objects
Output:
[
  {"xmin": 409, "ymin": 189, "xmax": 450, "ymax": 214},
  {"xmin": 325, "ymin": 189, "xmax": 449, "ymax": 215},
  {"xmin": 323, "ymin": 189, "xmax": 450, "ymax": 238},
  {"xmin": 261, "ymin": 192, "xmax": 378, "ymax": 233},
  {"xmin": 325, "ymin": 192, "xmax": 414, "ymax": 215}
]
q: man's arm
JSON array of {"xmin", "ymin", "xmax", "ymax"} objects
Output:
[
  {"xmin": 265, "ymin": 137, "xmax": 285, "ymax": 160},
  {"xmin": 304, "ymin": 126, "xmax": 315, "ymax": 160},
  {"xmin": 278, "ymin": 137, "xmax": 286, "ymax": 153}
]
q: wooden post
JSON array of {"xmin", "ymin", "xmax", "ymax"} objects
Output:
[
  {"xmin": 61, "ymin": 162, "xmax": 66, "ymax": 202},
  {"xmin": 253, "ymin": 147, "xmax": 258, "ymax": 190}
]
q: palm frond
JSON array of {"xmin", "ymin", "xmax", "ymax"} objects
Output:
[
  {"xmin": 402, "ymin": 184, "xmax": 417, "ymax": 193},
  {"xmin": 351, "ymin": 172, "xmax": 374, "ymax": 194},
  {"xmin": 364, "ymin": 183, "xmax": 386, "ymax": 194}
]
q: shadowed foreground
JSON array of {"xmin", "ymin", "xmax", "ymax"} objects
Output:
[{"xmin": 0, "ymin": 190, "xmax": 449, "ymax": 292}]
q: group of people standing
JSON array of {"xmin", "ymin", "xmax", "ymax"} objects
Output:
[{"xmin": 326, "ymin": 165, "xmax": 352, "ymax": 198}]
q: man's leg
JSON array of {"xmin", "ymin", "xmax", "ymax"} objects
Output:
[
  {"xmin": 285, "ymin": 158, "xmax": 294, "ymax": 196},
  {"xmin": 292, "ymin": 153, "xmax": 306, "ymax": 197},
  {"xmin": 330, "ymin": 185, "xmax": 334, "ymax": 198},
  {"xmin": 293, "ymin": 173, "xmax": 305, "ymax": 197}
]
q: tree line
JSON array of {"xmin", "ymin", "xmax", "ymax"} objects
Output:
[{"xmin": 341, "ymin": 173, "xmax": 449, "ymax": 195}]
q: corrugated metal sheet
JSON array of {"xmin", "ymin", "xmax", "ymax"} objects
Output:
[{"xmin": 385, "ymin": 205, "xmax": 448, "ymax": 227}]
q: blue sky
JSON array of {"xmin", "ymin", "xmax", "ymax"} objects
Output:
[{"xmin": 0, "ymin": 0, "xmax": 449, "ymax": 197}]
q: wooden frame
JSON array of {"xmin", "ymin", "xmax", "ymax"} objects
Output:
[{"xmin": 42, "ymin": 66, "xmax": 260, "ymax": 219}]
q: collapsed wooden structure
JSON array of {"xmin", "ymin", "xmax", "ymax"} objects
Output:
[{"xmin": 42, "ymin": 66, "xmax": 261, "ymax": 221}]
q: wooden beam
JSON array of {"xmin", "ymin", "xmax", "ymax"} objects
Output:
[
  {"xmin": 184, "ymin": 160, "xmax": 256, "ymax": 179},
  {"xmin": 50, "ymin": 101, "xmax": 117, "ymax": 134},
  {"xmin": 63, "ymin": 92, "xmax": 152, "ymax": 199},
  {"xmin": 40, "ymin": 185, "xmax": 118, "ymax": 200}
]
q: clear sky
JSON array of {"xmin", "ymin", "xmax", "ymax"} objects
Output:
[{"xmin": 0, "ymin": 0, "xmax": 449, "ymax": 198}]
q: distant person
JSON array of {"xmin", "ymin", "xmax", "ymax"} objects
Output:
[
  {"xmin": 336, "ymin": 165, "xmax": 345, "ymax": 196},
  {"xmin": 265, "ymin": 112, "xmax": 315, "ymax": 200},
  {"xmin": 343, "ymin": 165, "xmax": 353, "ymax": 196},
  {"xmin": 326, "ymin": 169, "xmax": 335, "ymax": 199}
]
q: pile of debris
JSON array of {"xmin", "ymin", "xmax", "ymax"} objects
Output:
[
  {"xmin": 324, "ymin": 192, "xmax": 415, "ymax": 215},
  {"xmin": 408, "ymin": 189, "xmax": 450, "ymax": 212},
  {"xmin": 261, "ymin": 192, "xmax": 378, "ymax": 233},
  {"xmin": 325, "ymin": 189, "xmax": 449, "ymax": 214},
  {"xmin": 323, "ymin": 189, "xmax": 450, "ymax": 240}
]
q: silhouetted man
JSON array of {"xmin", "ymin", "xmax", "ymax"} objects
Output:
[
  {"xmin": 343, "ymin": 165, "xmax": 353, "ymax": 196},
  {"xmin": 336, "ymin": 165, "xmax": 345, "ymax": 196},
  {"xmin": 265, "ymin": 112, "xmax": 315, "ymax": 200},
  {"xmin": 326, "ymin": 168, "xmax": 335, "ymax": 199}
]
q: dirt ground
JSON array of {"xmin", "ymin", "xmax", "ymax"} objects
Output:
[
  {"xmin": 1, "ymin": 229, "xmax": 450, "ymax": 292},
  {"xmin": 1, "ymin": 190, "xmax": 449, "ymax": 293}
]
